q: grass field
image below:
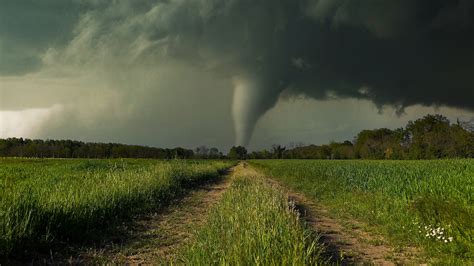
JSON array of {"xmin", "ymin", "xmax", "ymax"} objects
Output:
[
  {"xmin": 0, "ymin": 158, "xmax": 234, "ymax": 256},
  {"xmin": 250, "ymin": 159, "xmax": 474, "ymax": 264},
  {"xmin": 179, "ymin": 174, "xmax": 323, "ymax": 265},
  {"xmin": 2, "ymin": 158, "xmax": 473, "ymax": 264}
]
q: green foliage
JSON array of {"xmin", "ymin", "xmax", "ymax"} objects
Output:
[
  {"xmin": 272, "ymin": 145, "xmax": 287, "ymax": 159},
  {"xmin": 0, "ymin": 138, "xmax": 195, "ymax": 159},
  {"xmin": 248, "ymin": 149, "xmax": 274, "ymax": 159},
  {"xmin": 179, "ymin": 176, "xmax": 323, "ymax": 265},
  {"xmin": 227, "ymin": 146, "xmax": 248, "ymax": 160},
  {"xmin": 0, "ymin": 158, "xmax": 234, "ymax": 256},
  {"xmin": 194, "ymin": 146, "xmax": 224, "ymax": 159},
  {"xmin": 406, "ymin": 115, "xmax": 474, "ymax": 159},
  {"xmin": 354, "ymin": 128, "xmax": 406, "ymax": 159},
  {"xmin": 265, "ymin": 114, "xmax": 474, "ymax": 160},
  {"xmin": 251, "ymin": 159, "xmax": 474, "ymax": 264}
]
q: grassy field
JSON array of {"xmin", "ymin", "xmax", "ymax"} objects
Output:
[
  {"xmin": 179, "ymin": 174, "xmax": 323, "ymax": 265},
  {"xmin": 0, "ymin": 158, "xmax": 234, "ymax": 257},
  {"xmin": 250, "ymin": 159, "xmax": 474, "ymax": 264},
  {"xmin": 2, "ymin": 158, "xmax": 472, "ymax": 264}
]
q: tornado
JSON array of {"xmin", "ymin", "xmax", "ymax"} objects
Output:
[
  {"xmin": 9, "ymin": 0, "xmax": 473, "ymax": 148},
  {"xmin": 232, "ymin": 74, "xmax": 281, "ymax": 147}
]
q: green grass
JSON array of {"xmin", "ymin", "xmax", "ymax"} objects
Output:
[
  {"xmin": 250, "ymin": 159, "xmax": 474, "ymax": 264},
  {"xmin": 179, "ymin": 175, "xmax": 323, "ymax": 265},
  {"xmin": 0, "ymin": 158, "xmax": 235, "ymax": 257}
]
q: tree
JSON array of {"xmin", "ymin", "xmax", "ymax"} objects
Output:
[
  {"xmin": 228, "ymin": 146, "xmax": 247, "ymax": 160},
  {"xmin": 0, "ymin": 137, "xmax": 194, "ymax": 159},
  {"xmin": 406, "ymin": 114, "xmax": 451, "ymax": 159},
  {"xmin": 283, "ymin": 144, "xmax": 331, "ymax": 159},
  {"xmin": 329, "ymin": 141, "xmax": 355, "ymax": 159},
  {"xmin": 248, "ymin": 149, "xmax": 272, "ymax": 159},
  {"xmin": 208, "ymin": 147, "xmax": 221, "ymax": 159},
  {"xmin": 195, "ymin": 145, "xmax": 210, "ymax": 159},
  {"xmin": 354, "ymin": 129, "xmax": 404, "ymax": 159},
  {"xmin": 271, "ymin": 145, "xmax": 286, "ymax": 159}
]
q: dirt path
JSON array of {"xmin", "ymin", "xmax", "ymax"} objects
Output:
[
  {"xmin": 244, "ymin": 164, "xmax": 421, "ymax": 265},
  {"xmin": 15, "ymin": 163, "xmax": 420, "ymax": 265},
  {"xmin": 27, "ymin": 166, "xmax": 238, "ymax": 265},
  {"xmin": 286, "ymin": 190, "xmax": 421, "ymax": 265},
  {"xmin": 58, "ymin": 167, "xmax": 237, "ymax": 264}
]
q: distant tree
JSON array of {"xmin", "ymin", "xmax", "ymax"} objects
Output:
[
  {"xmin": 329, "ymin": 141, "xmax": 355, "ymax": 159},
  {"xmin": 354, "ymin": 128, "xmax": 403, "ymax": 159},
  {"xmin": 283, "ymin": 144, "xmax": 331, "ymax": 159},
  {"xmin": 208, "ymin": 147, "xmax": 221, "ymax": 159},
  {"xmin": 2, "ymin": 114, "xmax": 471, "ymax": 160},
  {"xmin": 192, "ymin": 146, "xmax": 222, "ymax": 159},
  {"xmin": 247, "ymin": 114, "xmax": 473, "ymax": 160},
  {"xmin": 406, "ymin": 114, "xmax": 452, "ymax": 159},
  {"xmin": 248, "ymin": 149, "xmax": 272, "ymax": 159},
  {"xmin": 172, "ymin": 147, "xmax": 194, "ymax": 159},
  {"xmin": 286, "ymin": 142, "xmax": 304, "ymax": 150},
  {"xmin": 448, "ymin": 124, "xmax": 474, "ymax": 157},
  {"xmin": 195, "ymin": 145, "xmax": 210, "ymax": 159},
  {"xmin": 272, "ymin": 145, "xmax": 286, "ymax": 159},
  {"xmin": 228, "ymin": 146, "xmax": 247, "ymax": 160},
  {"xmin": 0, "ymin": 137, "xmax": 194, "ymax": 159}
]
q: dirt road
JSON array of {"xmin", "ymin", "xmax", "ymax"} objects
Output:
[
  {"xmin": 26, "ymin": 163, "xmax": 420, "ymax": 265},
  {"xmin": 243, "ymin": 164, "xmax": 421, "ymax": 265}
]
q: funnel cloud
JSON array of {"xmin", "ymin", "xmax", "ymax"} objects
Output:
[
  {"xmin": 232, "ymin": 75, "xmax": 281, "ymax": 146},
  {"xmin": 1, "ymin": 0, "xmax": 473, "ymax": 148}
]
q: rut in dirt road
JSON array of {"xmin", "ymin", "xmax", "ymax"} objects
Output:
[
  {"xmin": 287, "ymin": 192, "xmax": 421, "ymax": 265},
  {"xmin": 244, "ymin": 165, "xmax": 422, "ymax": 265},
  {"xmin": 36, "ymin": 166, "xmax": 237, "ymax": 265},
  {"xmin": 88, "ymin": 168, "xmax": 236, "ymax": 264}
]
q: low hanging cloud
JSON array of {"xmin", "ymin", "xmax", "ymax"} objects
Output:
[{"xmin": 1, "ymin": 0, "xmax": 473, "ymax": 147}]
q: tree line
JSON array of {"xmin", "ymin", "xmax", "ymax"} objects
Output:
[
  {"xmin": 1, "ymin": 114, "xmax": 472, "ymax": 160},
  {"xmin": 245, "ymin": 114, "xmax": 474, "ymax": 160},
  {"xmin": 0, "ymin": 139, "xmax": 194, "ymax": 159}
]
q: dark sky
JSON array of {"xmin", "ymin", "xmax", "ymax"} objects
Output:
[{"xmin": 1, "ymin": 0, "xmax": 473, "ymax": 151}]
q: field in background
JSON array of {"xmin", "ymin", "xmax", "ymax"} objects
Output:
[
  {"xmin": 251, "ymin": 159, "xmax": 474, "ymax": 264},
  {"xmin": 0, "ymin": 158, "xmax": 234, "ymax": 257}
]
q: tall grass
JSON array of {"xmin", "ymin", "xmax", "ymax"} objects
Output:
[
  {"xmin": 179, "ymin": 175, "xmax": 323, "ymax": 265},
  {"xmin": 0, "ymin": 158, "xmax": 234, "ymax": 256},
  {"xmin": 250, "ymin": 159, "xmax": 474, "ymax": 264}
]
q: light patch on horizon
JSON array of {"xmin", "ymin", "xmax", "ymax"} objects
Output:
[{"xmin": 0, "ymin": 105, "xmax": 62, "ymax": 138}]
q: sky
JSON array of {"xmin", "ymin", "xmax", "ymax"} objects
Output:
[{"xmin": 1, "ymin": 0, "xmax": 473, "ymax": 151}]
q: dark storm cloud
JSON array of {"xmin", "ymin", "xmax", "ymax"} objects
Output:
[
  {"xmin": 117, "ymin": 0, "xmax": 473, "ymax": 145},
  {"xmin": 297, "ymin": 0, "xmax": 474, "ymax": 112},
  {"xmin": 0, "ymin": 0, "xmax": 84, "ymax": 75},
  {"xmin": 2, "ymin": 0, "xmax": 474, "ymax": 146}
]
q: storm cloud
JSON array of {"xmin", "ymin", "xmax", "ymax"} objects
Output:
[{"xmin": 1, "ymin": 0, "xmax": 473, "ymax": 147}]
